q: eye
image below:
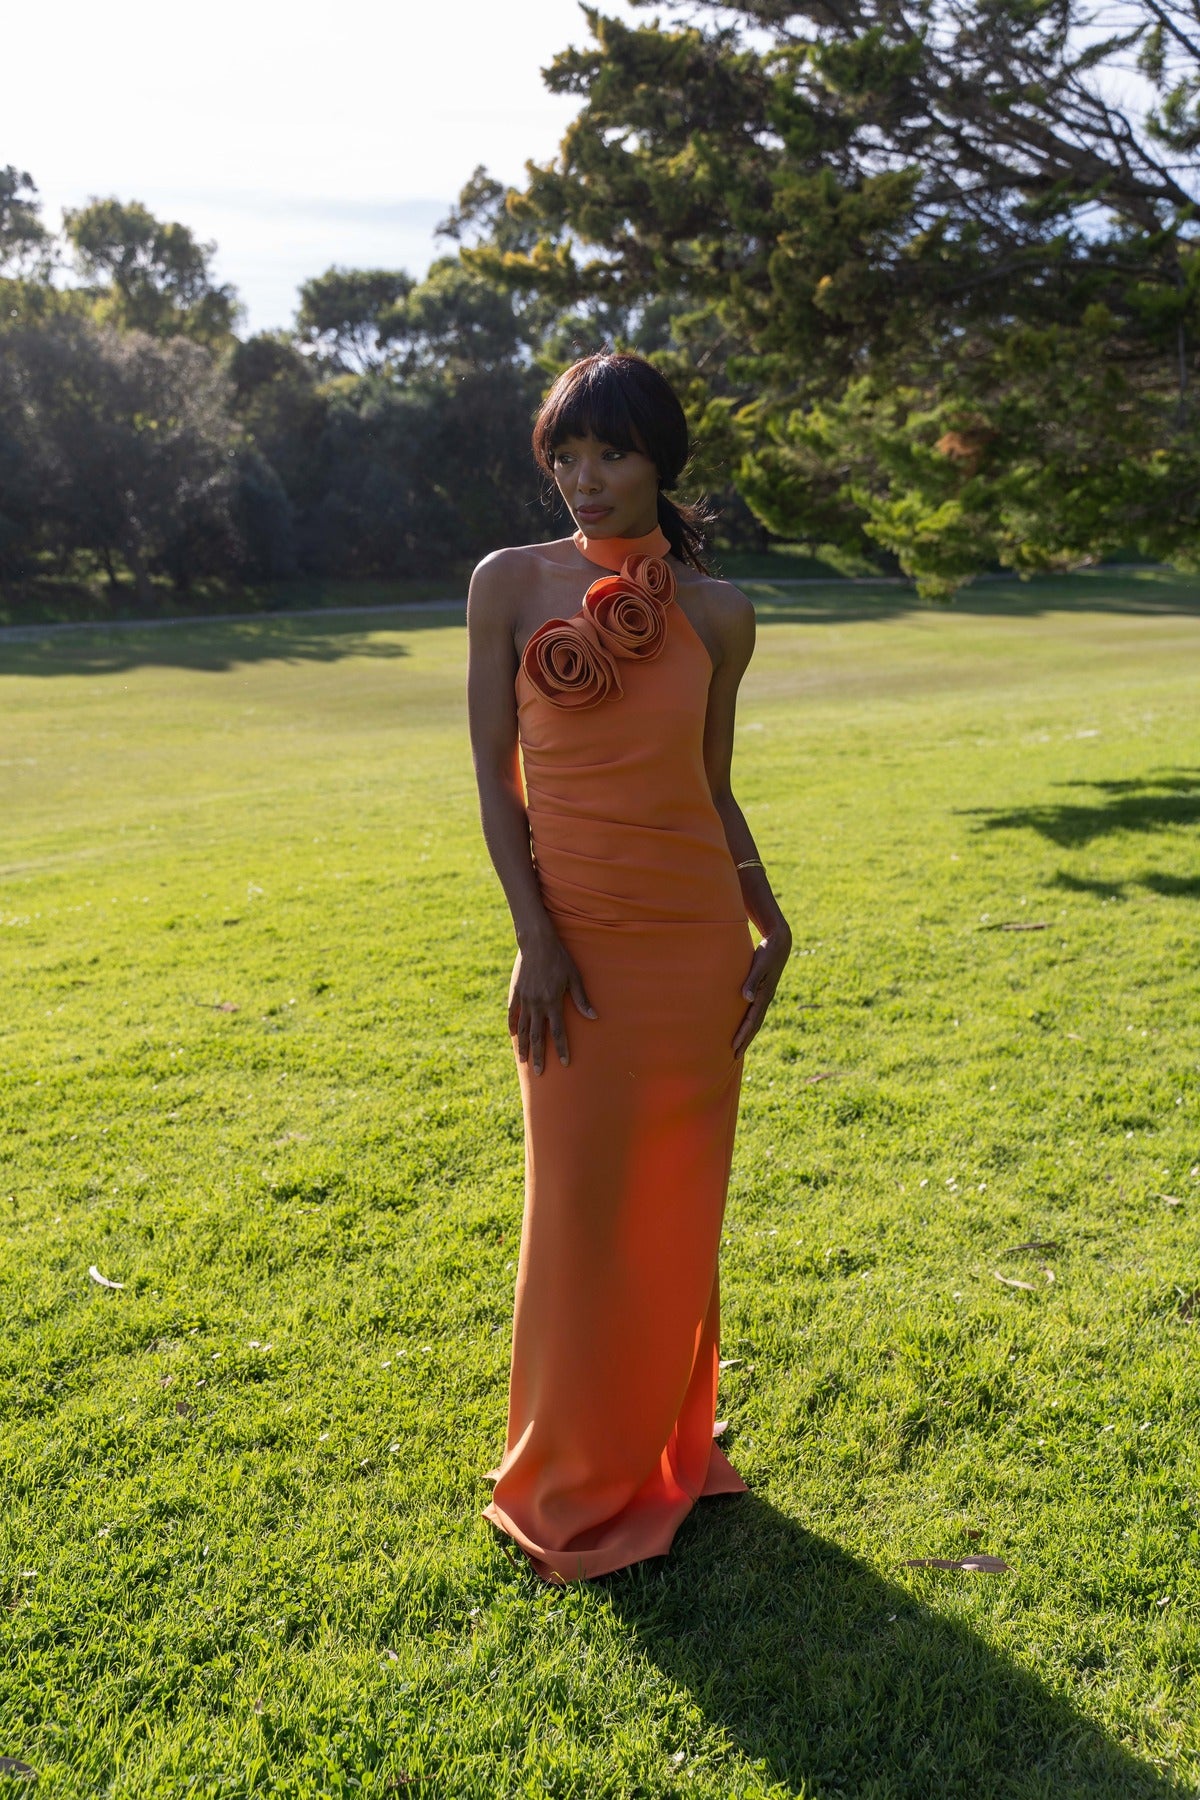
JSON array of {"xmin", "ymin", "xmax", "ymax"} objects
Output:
[
  {"xmin": 602, "ymin": 450, "xmax": 625, "ymax": 461},
  {"xmin": 553, "ymin": 450, "xmax": 574, "ymax": 466}
]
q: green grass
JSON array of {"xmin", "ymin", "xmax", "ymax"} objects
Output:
[{"xmin": 2, "ymin": 570, "xmax": 1199, "ymax": 1798}]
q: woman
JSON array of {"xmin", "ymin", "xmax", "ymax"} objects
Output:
[{"xmin": 466, "ymin": 351, "xmax": 791, "ymax": 1583}]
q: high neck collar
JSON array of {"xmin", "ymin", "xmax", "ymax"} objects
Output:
[{"xmin": 573, "ymin": 523, "xmax": 671, "ymax": 572}]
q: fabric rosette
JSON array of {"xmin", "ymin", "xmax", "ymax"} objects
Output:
[
  {"xmin": 582, "ymin": 555, "xmax": 675, "ymax": 663},
  {"xmin": 521, "ymin": 611, "xmax": 622, "ymax": 710},
  {"xmin": 623, "ymin": 554, "xmax": 676, "ymax": 607}
]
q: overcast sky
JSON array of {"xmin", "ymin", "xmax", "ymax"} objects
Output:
[{"xmin": 10, "ymin": 0, "xmax": 644, "ymax": 335}]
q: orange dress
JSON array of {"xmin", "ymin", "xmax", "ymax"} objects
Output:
[{"xmin": 482, "ymin": 525, "xmax": 753, "ymax": 1582}]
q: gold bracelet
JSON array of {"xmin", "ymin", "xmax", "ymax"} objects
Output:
[{"xmin": 735, "ymin": 857, "xmax": 764, "ymax": 871}]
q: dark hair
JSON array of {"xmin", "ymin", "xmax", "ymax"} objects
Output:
[{"xmin": 531, "ymin": 352, "xmax": 713, "ymax": 571}]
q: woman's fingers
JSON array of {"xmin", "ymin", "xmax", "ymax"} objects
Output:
[
  {"xmin": 548, "ymin": 1004, "xmax": 571, "ymax": 1068},
  {"xmin": 511, "ymin": 956, "xmax": 596, "ymax": 1074},
  {"xmin": 568, "ymin": 968, "xmax": 597, "ymax": 1021},
  {"xmin": 516, "ymin": 1003, "xmax": 566, "ymax": 1073},
  {"xmin": 741, "ymin": 945, "xmax": 768, "ymax": 1002},
  {"xmin": 734, "ymin": 991, "xmax": 772, "ymax": 1055},
  {"xmin": 733, "ymin": 957, "xmax": 783, "ymax": 1055},
  {"xmin": 732, "ymin": 996, "xmax": 764, "ymax": 1056},
  {"xmin": 528, "ymin": 1007, "xmax": 546, "ymax": 1075}
]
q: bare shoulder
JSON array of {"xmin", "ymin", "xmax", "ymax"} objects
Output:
[
  {"xmin": 470, "ymin": 544, "xmax": 537, "ymax": 598},
  {"xmin": 705, "ymin": 573, "xmax": 755, "ymax": 624},
  {"xmin": 676, "ymin": 566, "xmax": 755, "ymax": 667},
  {"xmin": 467, "ymin": 547, "xmax": 537, "ymax": 641},
  {"xmin": 469, "ymin": 539, "xmax": 574, "ymax": 611},
  {"xmin": 676, "ymin": 564, "xmax": 753, "ymax": 615}
]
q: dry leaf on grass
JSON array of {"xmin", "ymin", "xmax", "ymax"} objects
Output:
[
  {"xmin": 993, "ymin": 1272, "xmax": 1037, "ymax": 1291},
  {"xmin": 998, "ymin": 921, "xmax": 1049, "ymax": 931},
  {"xmin": 1004, "ymin": 1240, "xmax": 1061, "ymax": 1254},
  {"xmin": 0, "ymin": 1760, "xmax": 36, "ymax": 1779},
  {"xmin": 904, "ymin": 1555, "xmax": 1011, "ymax": 1573},
  {"xmin": 803, "ymin": 1070, "xmax": 849, "ymax": 1084},
  {"xmin": 718, "ymin": 1358, "xmax": 744, "ymax": 1370},
  {"xmin": 713, "ymin": 1419, "xmax": 729, "ymax": 1438},
  {"xmin": 88, "ymin": 1265, "xmax": 124, "ymax": 1290},
  {"xmin": 1159, "ymin": 1194, "xmax": 1184, "ymax": 1207}
]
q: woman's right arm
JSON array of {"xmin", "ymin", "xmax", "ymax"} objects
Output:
[{"xmin": 466, "ymin": 553, "xmax": 596, "ymax": 1073}]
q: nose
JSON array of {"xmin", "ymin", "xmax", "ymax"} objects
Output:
[{"xmin": 577, "ymin": 459, "xmax": 603, "ymax": 494}]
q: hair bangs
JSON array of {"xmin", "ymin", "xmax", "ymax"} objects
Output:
[{"xmin": 533, "ymin": 358, "xmax": 650, "ymax": 470}]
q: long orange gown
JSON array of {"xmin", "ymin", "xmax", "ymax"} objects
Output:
[{"xmin": 482, "ymin": 525, "xmax": 753, "ymax": 1583}]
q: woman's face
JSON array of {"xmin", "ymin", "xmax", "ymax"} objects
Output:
[{"xmin": 550, "ymin": 433, "xmax": 660, "ymax": 538}]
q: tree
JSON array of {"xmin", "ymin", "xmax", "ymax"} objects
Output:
[
  {"xmin": 469, "ymin": 1, "xmax": 1200, "ymax": 592},
  {"xmin": 0, "ymin": 167, "xmax": 55, "ymax": 279},
  {"xmin": 385, "ymin": 257, "xmax": 533, "ymax": 376},
  {"xmin": 62, "ymin": 198, "xmax": 241, "ymax": 347},
  {"xmin": 225, "ymin": 331, "xmax": 329, "ymax": 519},
  {"xmin": 294, "ymin": 268, "xmax": 415, "ymax": 374},
  {"xmin": 1, "ymin": 317, "xmax": 247, "ymax": 601}
]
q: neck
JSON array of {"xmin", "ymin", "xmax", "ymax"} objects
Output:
[{"xmin": 573, "ymin": 522, "xmax": 671, "ymax": 572}]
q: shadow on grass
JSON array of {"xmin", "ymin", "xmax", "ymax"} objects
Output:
[
  {"xmin": 0, "ymin": 609, "xmax": 473, "ymax": 678},
  {"xmin": 1051, "ymin": 870, "xmax": 1200, "ymax": 902},
  {"xmin": 961, "ymin": 770, "xmax": 1200, "ymax": 849},
  {"xmin": 603, "ymin": 1494, "xmax": 1182, "ymax": 1799},
  {"xmin": 3, "ymin": 566, "xmax": 1199, "ymax": 678}
]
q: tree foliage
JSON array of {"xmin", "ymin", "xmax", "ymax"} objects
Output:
[
  {"xmin": 9, "ymin": 0, "xmax": 1200, "ymax": 610},
  {"xmin": 0, "ymin": 317, "xmax": 249, "ymax": 597},
  {"xmin": 295, "ymin": 268, "xmax": 416, "ymax": 374},
  {"xmin": 62, "ymin": 197, "xmax": 241, "ymax": 347},
  {"xmin": 0, "ymin": 166, "xmax": 55, "ymax": 280},
  {"xmin": 468, "ymin": 0, "xmax": 1200, "ymax": 591},
  {"xmin": 0, "ymin": 174, "xmax": 559, "ymax": 601}
]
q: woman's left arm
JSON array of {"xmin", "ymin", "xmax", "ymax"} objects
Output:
[{"xmin": 702, "ymin": 582, "xmax": 793, "ymax": 1056}]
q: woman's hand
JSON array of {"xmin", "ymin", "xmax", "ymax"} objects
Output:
[
  {"xmin": 733, "ymin": 925, "xmax": 792, "ymax": 1057},
  {"xmin": 508, "ymin": 935, "xmax": 597, "ymax": 1074}
]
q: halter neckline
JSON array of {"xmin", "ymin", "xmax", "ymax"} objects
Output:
[{"xmin": 573, "ymin": 524, "xmax": 671, "ymax": 572}]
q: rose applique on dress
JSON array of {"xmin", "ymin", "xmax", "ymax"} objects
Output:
[
  {"xmin": 521, "ymin": 612, "xmax": 622, "ymax": 710},
  {"xmin": 521, "ymin": 556, "xmax": 676, "ymax": 709},
  {"xmin": 584, "ymin": 559, "xmax": 675, "ymax": 661},
  {"xmin": 622, "ymin": 554, "xmax": 676, "ymax": 607}
]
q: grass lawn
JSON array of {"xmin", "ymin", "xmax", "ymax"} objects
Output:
[{"xmin": 2, "ymin": 570, "xmax": 1199, "ymax": 1798}]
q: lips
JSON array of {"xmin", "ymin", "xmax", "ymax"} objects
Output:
[{"xmin": 576, "ymin": 506, "xmax": 611, "ymax": 522}]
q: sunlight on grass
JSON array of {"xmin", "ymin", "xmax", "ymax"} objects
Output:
[{"xmin": 2, "ymin": 576, "xmax": 1198, "ymax": 1796}]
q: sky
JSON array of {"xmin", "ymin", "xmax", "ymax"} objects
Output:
[{"xmin": 8, "ymin": 0, "xmax": 645, "ymax": 336}]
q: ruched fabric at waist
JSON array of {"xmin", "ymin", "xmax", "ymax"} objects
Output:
[{"xmin": 529, "ymin": 812, "xmax": 747, "ymax": 925}]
